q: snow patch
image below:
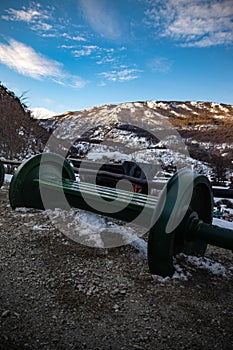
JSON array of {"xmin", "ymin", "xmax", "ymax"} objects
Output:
[
  {"xmin": 183, "ymin": 254, "xmax": 232, "ymax": 277},
  {"xmin": 213, "ymin": 217, "xmax": 233, "ymax": 229},
  {"xmin": 45, "ymin": 208, "xmax": 143, "ymax": 250},
  {"xmin": 4, "ymin": 174, "xmax": 13, "ymax": 182},
  {"xmin": 153, "ymin": 252, "xmax": 232, "ymax": 282}
]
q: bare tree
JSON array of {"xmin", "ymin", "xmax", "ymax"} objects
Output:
[{"xmin": 209, "ymin": 152, "xmax": 228, "ymax": 185}]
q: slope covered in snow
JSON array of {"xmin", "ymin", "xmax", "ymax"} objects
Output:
[{"xmin": 36, "ymin": 101, "xmax": 233, "ymax": 178}]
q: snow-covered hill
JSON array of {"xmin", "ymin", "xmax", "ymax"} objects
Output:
[
  {"xmin": 38, "ymin": 100, "xmax": 233, "ymax": 128},
  {"xmin": 1, "ymin": 82, "xmax": 232, "ymax": 181},
  {"xmin": 37, "ymin": 100, "xmax": 233, "ymax": 179},
  {"xmin": 31, "ymin": 107, "xmax": 57, "ymax": 119}
]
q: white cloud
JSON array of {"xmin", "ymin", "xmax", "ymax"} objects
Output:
[
  {"xmin": 98, "ymin": 68, "xmax": 142, "ymax": 83},
  {"xmin": 48, "ymin": 74, "xmax": 87, "ymax": 89},
  {"xmin": 2, "ymin": 4, "xmax": 91, "ymax": 43},
  {"xmin": 59, "ymin": 45, "xmax": 76, "ymax": 49},
  {"xmin": 60, "ymin": 33, "xmax": 87, "ymax": 42},
  {"xmin": 41, "ymin": 32, "xmax": 86, "ymax": 41},
  {"xmin": 2, "ymin": 3, "xmax": 53, "ymax": 32},
  {"xmin": 32, "ymin": 22, "xmax": 52, "ymax": 31},
  {"xmin": 96, "ymin": 56, "xmax": 116, "ymax": 65},
  {"xmin": 72, "ymin": 45, "xmax": 118, "ymax": 66},
  {"xmin": 68, "ymin": 77, "xmax": 87, "ymax": 88},
  {"xmin": 0, "ymin": 39, "xmax": 86, "ymax": 88},
  {"xmin": 0, "ymin": 39, "xmax": 62, "ymax": 79},
  {"xmin": 79, "ymin": 0, "xmax": 121, "ymax": 40},
  {"xmin": 73, "ymin": 45, "xmax": 99, "ymax": 57},
  {"xmin": 2, "ymin": 7, "xmax": 48, "ymax": 22},
  {"xmin": 144, "ymin": 0, "xmax": 233, "ymax": 47},
  {"xmin": 72, "ymin": 35, "xmax": 87, "ymax": 42},
  {"xmin": 148, "ymin": 57, "xmax": 172, "ymax": 73}
]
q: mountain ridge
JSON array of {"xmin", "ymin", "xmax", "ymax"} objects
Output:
[
  {"xmin": 0, "ymin": 81, "xmax": 232, "ymax": 183},
  {"xmin": 36, "ymin": 100, "xmax": 233, "ymax": 184},
  {"xmin": 36, "ymin": 100, "xmax": 233, "ymax": 118}
]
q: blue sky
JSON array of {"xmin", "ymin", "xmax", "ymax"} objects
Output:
[{"xmin": 0, "ymin": 0, "xmax": 233, "ymax": 116}]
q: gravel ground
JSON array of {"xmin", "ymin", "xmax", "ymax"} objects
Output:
[{"xmin": 0, "ymin": 183, "xmax": 233, "ymax": 350}]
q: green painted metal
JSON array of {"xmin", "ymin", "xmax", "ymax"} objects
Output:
[
  {"xmin": 9, "ymin": 153, "xmax": 76, "ymax": 209},
  {"xmin": 34, "ymin": 177, "xmax": 157, "ymax": 225},
  {"xmin": 0, "ymin": 159, "xmax": 5, "ymax": 188},
  {"xmin": 186, "ymin": 214, "xmax": 233, "ymax": 250},
  {"xmin": 148, "ymin": 170, "xmax": 213, "ymax": 277},
  {"xmin": 9, "ymin": 152, "xmax": 233, "ymax": 278}
]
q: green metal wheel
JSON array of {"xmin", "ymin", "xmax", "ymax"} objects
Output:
[
  {"xmin": 148, "ymin": 169, "xmax": 213, "ymax": 277},
  {"xmin": 176, "ymin": 173, "xmax": 213, "ymax": 255},
  {"xmin": 9, "ymin": 153, "xmax": 76, "ymax": 209},
  {"xmin": 0, "ymin": 159, "xmax": 5, "ymax": 188}
]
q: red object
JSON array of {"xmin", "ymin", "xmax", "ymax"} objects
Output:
[{"xmin": 132, "ymin": 184, "xmax": 142, "ymax": 193}]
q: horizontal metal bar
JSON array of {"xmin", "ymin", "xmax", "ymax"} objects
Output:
[
  {"xmin": 192, "ymin": 221, "xmax": 233, "ymax": 250},
  {"xmin": 35, "ymin": 179, "xmax": 155, "ymax": 225},
  {"xmin": 36, "ymin": 178, "xmax": 158, "ymax": 209},
  {"xmin": 0, "ymin": 159, "xmax": 22, "ymax": 165},
  {"xmin": 62, "ymin": 179, "xmax": 158, "ymax": 205},
  {"xmin": 76, "ymin": 167, "xmax": 147, "ymax": 183},
  {"xmin": 68, "ymin": 158, "xmax": 124, "ymax": 173},
  {"xmin": 213, "ymin": 188, "xmax": 233, "ymax": 199}
]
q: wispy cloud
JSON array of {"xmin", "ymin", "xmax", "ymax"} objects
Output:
[
  {"xmin": 148, "ymin": 57, "xmax": 173, "ymax": 73},
  {"xmin": 1, "ymin": 6, "xmax": 49, "ymax": 22},
  {"xmin": 144, "ymin": 0, "xmax": 233, "ymax": 47},
  {"xmin": 0, "ymin": 39, "xmax": 86, "ymax": 88},
  {"xmin": 79, "ymin": 0, "xmax": 121, "ymax": 40},
  {"xmin": 98, "ymin": 68, "xmax": 142, "ymax": 83},
  {"xmin": 71, "ymin": 35, "xmax": 87, "ymax": 42},
  {"xmin": 96, "ymin": 56, "xmax": 116, "ymax": 65},
  {"xmin": 71, "ymin": 44, "xmax": 119, "ymax": 66},
  {"xmin": 73, "ymin": 45, "xmax": 99, "ymax": 57},
  {"xmin": 0, "ymin": 39, "xmax": 62, "ymax": 79},
  {"xmin": 1, "ymin": 3, "xmax": 89, "ymax": 42},
  {"xmin": 56, "ymin": 32, "xmax": 88, "ymax": 41},
  {"xmin": 41, "ymin": 32, "xmax": 88, "ymax": 42},
  {"xmin": 1, "ymin": 3, "xmax": 52, "ymax": 32}
]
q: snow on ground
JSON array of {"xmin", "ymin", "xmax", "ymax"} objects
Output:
[
  {"xmin": 43, "ymin": 207, "xmax": 233, "ymax": 281},
  {"xmin": 213, "ymin": 217, "xmax": 233, "ymax": 229},
  {"xmin": 4, "ymin": 174, "xmax": 13, "ymax": 182},
  {"xmin": 87, "ymin": 150, "xmax": 132, "ymax": 162},
  {"xmin": 183, "ymin": 254, "xmax": 231, "ymax": 277},
  {"xmin": 2, "ymin": 174, "xmax": 233, "ymax": 281},
  {"xmin": 44, "ymin": 207, "xmax": 144, "ymax": 249},
  {"xmin": 214, "ymin": 197, "xmax": 233, "ymax": 206}
]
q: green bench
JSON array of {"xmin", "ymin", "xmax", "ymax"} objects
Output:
[{"xmin": 9, "ymin": 153, "xmax": 233, "ymax": 277}]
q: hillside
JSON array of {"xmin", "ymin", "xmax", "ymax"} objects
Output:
[
  {"xmin": 1, "ymin": 81, "xmax": 232, "ymax": 182},
  {"xmin": 0, "ymin": 84, "xmax": 49, "ymax": 160},
  {"xmin": 38, "ymin": 101, "xmax": 233, "ymax": 182}
]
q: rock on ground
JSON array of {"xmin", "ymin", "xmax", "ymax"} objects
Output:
[{"xmin": 0, "ymin": 184, "xmax": 233, "ymax": 350}]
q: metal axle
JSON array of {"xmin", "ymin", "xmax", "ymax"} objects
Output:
[{"xmin": 9, "ymin": 153, "xmax": 233, "ymax": 277}]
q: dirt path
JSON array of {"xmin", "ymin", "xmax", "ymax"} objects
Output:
[{"xmin": 0, "ymin": 184, "xmax": 233, "ymax": 350}]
